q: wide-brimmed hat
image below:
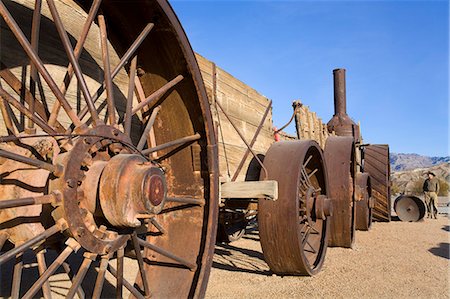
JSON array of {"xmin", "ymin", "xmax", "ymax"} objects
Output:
[{"xmin": 427, "ymin": 171, "xmax": 436, "ymax": 176}]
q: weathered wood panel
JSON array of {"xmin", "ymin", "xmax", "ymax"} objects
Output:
[
  {"xmin": 293, "ymin": 100, "xmax": 331, "ymax": 148},
  {"xmin": 196, "ymin": 54, "xmax": 274, "ymax": 181}
]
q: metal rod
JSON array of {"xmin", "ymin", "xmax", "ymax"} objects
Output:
[
  {"xmin": 0, "ymin": 87, "xmax": 56, "ymax": 134},
  {"xmin": 36, "ymin": 249, "xmax": 52, "ymax": 299},
  {"xmin": 76, "ymin": 23, "xmax": 154, "ymax": 122},
  {"xmin": 137, "ymin": 238, "xmax": 196, "ymax": 270},
  {"xmin": 66, "ymin": 253, "xmax": 96, "ymax": 299},
  {"xmin": 231, "ymin": 100, "xmax": 272, "ymax": 181},
  {"xmin": 0, "ymin": 221, "xmax": 65, "ymax": 265},
  {"xmin": 303, "ymin": 155, "xmax": 313, "ymax": 169},
  {"xmin": 107, "ymin": 265, "xmax": 145, "ymax": 299},
  {"xmin": 92, "ymin": 256, "xmax": 109, "ymax": 299},
  {"xmin": 0, "ymin": 193, "xmax": 56, "ymax": 210},
  {"xmin": 27, "ymin": 0, "xmax": 42, "ymax": 131},
  {"xmin": 116, "ymin": 247, "xmax": 124, "ymax": 299},
  {"xmin": 131, "ymin": 75, "xmax": 183, "ymax": 115},
  {"xmin": 215, "ymin": 100, "xmax": 268, "ymax": 180},
  {"xmin": 62, "ymin": 262, "xmax": 85, "ymax": 299},
  {"xmin": 46, "ymin": 0, "xmax": 100, "ymax": 125},
  {"xmin": 0, "ymin": 96, "xmax": 16, "ymax": 135},
  {"xmin": 308, "ymin": 168, "xmax": 318, "ymax": 179},
  {"xmin": 98, "ymin": 14, "xmax": 116, "ymax": 126},
  {"xmin": 22, "ymin": 239, "xmax": 79, "ymax": 299},
  {"xmin": 0, "ymin": 0, "xmax": 82, "ymax": 127},
  {"xmin": 165, "ymin": 197, "xmax": 205, "ymax": 206},
  {"xmin": 131, "ymin": 232, "xmax": 150, "ymax": 297},
  {"xmin": 141, "ymin": 133, "xmax": 200, "ymax": 156},
  {"xmin": 148, "ymin": 218, "xmax": 166, "ymax": 234},
  {"xmin": 0, "ymin": 148, "xmax": 58, "ymax": 173},
  {"xmin": 125, "ymin": 56, "xmax": 137, "ymax": 136},
  {"xmin": 48, "ymin": 0, "xmax": 102, "ymax": 127},
  {"xmin": 0, "ymin": 66, "xmax": 65, "ymax": 132},
  {"xmin": 11, "ymin": 253, "xmax": 23, "ymax": 299},
  {"xmin": 137, "ymin": 106, "xmax": 160, "ymax": 150}
]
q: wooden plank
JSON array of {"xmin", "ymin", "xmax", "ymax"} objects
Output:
[{"xmin": 221, "ymin": 180, "xmax": 278, "ymax": 200}]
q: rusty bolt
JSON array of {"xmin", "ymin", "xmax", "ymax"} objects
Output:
[{"xmin": 67, "ymin": 179, "xmax": 77, "ymax": 189}]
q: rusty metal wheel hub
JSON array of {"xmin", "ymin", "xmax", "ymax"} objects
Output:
[{"xmin": 99, "ymin": 154, "xmax": 167, "ymax": 226}]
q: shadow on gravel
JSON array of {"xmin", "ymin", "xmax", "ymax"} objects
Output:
[
  {"xmin": 212, "ymin": 243, "xmax": 271, "ymax": 276},
  {"xmin": 0, "ymin": 248, "xmax": 117, "ymax": 298},
  {"xmin": 428, "ymin": 243, "xmax": 450, "ymax": 260},
  {"xmin": 442, "ymin": 225, "xmax": 450, "ymax": 232}
]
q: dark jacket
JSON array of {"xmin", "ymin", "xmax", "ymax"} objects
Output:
[{"xmin": 423, "ymin": 177, "xmax": 440, "ymax": 194}]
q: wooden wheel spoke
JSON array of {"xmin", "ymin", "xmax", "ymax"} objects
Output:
[
  {"xmin": 142, "ymin": 133, "xmax": 201, "ymax": 156},
  {"xmin": 48, "ymin": 0, "xmax": 102, "ymax": 127},
  {"xmin": 131, "ymin": 75, "xmax": 184, "ymax": 115},
  {"xmin": 22, "ymin": 238, "xmax": 80, "ymax": 299},
  {"xmin": 46, "ymin": 0, "xmax": 100, "ymax": 125},
  {"xmin": 137, "ymin": 238, "xmax": 196, "ymax": 270},
  {"xmin": 131, "ymin": 232, "xmax": 150, "ymax": 297}
]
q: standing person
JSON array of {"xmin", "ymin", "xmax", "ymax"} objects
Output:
[{"xmin": 423, "ymin": 171, "xmax": 440, "ymax": 219}]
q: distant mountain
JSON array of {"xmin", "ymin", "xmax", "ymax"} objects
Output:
[
  {"xmin": 390, "ymin": 153, "xmax": 450, "ymax": 171},
  {"xmin": 390, "ymin": 162, "xmax": 449, "ymax": 195}
]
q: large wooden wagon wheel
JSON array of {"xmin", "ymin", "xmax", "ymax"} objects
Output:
[
  {"xmin": 324, "ymin": 136, "xmax": 356, "ymax": 248},
  {"xmin": 258, "ymin": 141, "xmax": 332, "ymax": 276},
  {"xmin": 0, "ymin": 0, "xmax": 218, "ymax": 298},
  {"xmin": 355, "ymin": 172, "xmax": 373, "ymax": 231}
]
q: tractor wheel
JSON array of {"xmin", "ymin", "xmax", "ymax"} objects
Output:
[
  {"xmin": 258, "ymin": 140, "xmax": 332, "ymax": 276},
  {"xmin": 355, "ymin": 173, "xmax": 373, "ymax": 231},
  {"xmin": 0, "ymin": 1, "xmax": 218, "ymax": 298},
  {"xmin": 324, "ymin": 136, "xmax": 356, "ymax": 248}
]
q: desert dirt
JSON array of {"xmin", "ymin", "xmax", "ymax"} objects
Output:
[
  {"xmin": 1, "ymin": 215, "xmax": 448, "ymax": 298},
  {"xmin": 205, "ymin": 215, "xmax": 449, "ymax": 299}
]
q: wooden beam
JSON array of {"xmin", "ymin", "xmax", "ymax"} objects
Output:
[{"xmin": 221, "ymin": 180, "xmax": 278, "ymax": 201}]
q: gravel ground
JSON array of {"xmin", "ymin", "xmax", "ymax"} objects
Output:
[
  {"xmin": 1, "ymin": 215, "xmax": 448, "ymax": 298},
  {"xmin": 205, "ymin": 215, "xmax": 449, "ymax": 299}
]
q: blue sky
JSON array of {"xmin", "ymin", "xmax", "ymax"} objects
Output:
[{"xmin": 171, "ymin": 0, "xmax": 449, "ymax": 157}]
